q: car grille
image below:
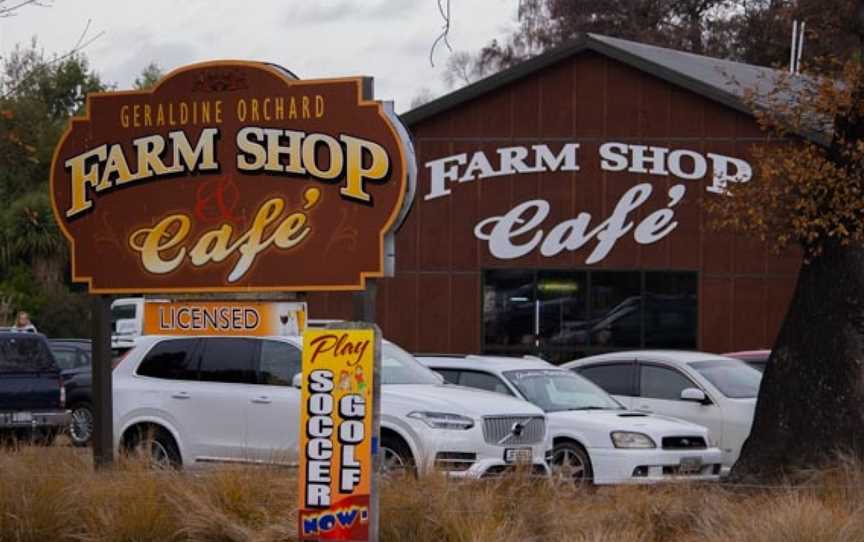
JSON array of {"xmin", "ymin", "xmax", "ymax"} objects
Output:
[
  {"xmin": 482, "ymin": 416, "xmax": 545, "ymax": 446},
  {"xmin": 661, "ymin": 436, "xmax": 707, "ymax": 450}
]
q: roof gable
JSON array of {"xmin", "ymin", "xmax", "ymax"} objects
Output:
[{"xmin": 402, "ymin": 34, "xmax": 822, "ymax": 142}]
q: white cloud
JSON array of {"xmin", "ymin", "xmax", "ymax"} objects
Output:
[{"xmin": 0, "ymin": 0, "xmax": 519, "ymax": 112}]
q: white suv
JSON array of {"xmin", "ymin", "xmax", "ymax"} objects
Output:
[
  {"xmin": 113, "ymin": 335, "xmax": 550, "ymax": 477},
  {"xmin": 419, "ymin": 355, "xmax": 722, "ymax": 484}
]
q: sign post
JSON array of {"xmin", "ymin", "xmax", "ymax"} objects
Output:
[
  {"xmin": 299, "ymin": 324, "xmax": 381, "ymax": 541},
  {"xmin": 90, "ymin": 295, "xmax": 113, "ymax": 468}
]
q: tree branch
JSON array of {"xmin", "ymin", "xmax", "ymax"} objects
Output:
[
  {"xmin": 0, "ymin": 18, "xmax": 104, "ymax": 99},
  {"xmin": 0, "ymin": 0, "xmax": 51, "ymax": 18},
  {"xmin": 429, "ymin": 0, "xmax": 453, "ymax": 67}
]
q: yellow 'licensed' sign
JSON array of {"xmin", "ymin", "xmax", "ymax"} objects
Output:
[
  {"xmin": 142, "ymin": 300, "xmax": 306, "ymax": 336},
  {"xmin": 299, "ymin": 328, "xmax": 379, "ymax": 541}
]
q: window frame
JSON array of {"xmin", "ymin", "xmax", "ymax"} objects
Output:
[
  {"xmin": 455, "ymin": 369, "xmax": 515, "ymax": 397},
  {"xmin": 432, "ymin": 368, "xmax": 461, "ymax": 385},
  {"xmin": 635, "ymin": 361, "xmax": 711, "ymax": 403},
  {"xmin": 256, "ymin": 339, "xmax": 302, "ymax": 387},
  {"xmin": 196, "ymin": 337, "xmax": 259, "ymax": 385},
  {"xmin": 575, "ymin": 360, "xmax": 638, "ymax": 397},
  {"xmin": 135, "ymin": 338, "xmax": 203, "ymax": 382}
]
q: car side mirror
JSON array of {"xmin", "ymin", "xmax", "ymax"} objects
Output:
[
  {"xmin": 292, "ymin": 373, "xmax": 303, "ymax": 389},
  {"xmin": 680, "ymin": 387, "xmax": 708, "ymax": 404}
]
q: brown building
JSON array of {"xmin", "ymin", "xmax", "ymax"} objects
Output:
[{"xmin": 308, "ymin": 34, "xmax": 801, "ymax": 362}]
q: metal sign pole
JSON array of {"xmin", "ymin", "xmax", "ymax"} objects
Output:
[
  {"xmin": 91, "ymin": 295, "xmax": 113, "ymax": 468},
  {"xmin": 352, "ymin": 280, "xmax": 377, "ymax": 322}
]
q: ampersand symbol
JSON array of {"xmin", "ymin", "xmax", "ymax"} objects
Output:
[{"xmin": 194, "ymin": 177, "xmax": 243, "ymax": 224}]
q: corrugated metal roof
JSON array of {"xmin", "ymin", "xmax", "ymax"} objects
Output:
[{"xmin": 402, "ymin": 33, "xmax": 826, "ymax": 143}]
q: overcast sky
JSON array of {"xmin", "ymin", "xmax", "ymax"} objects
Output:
[{"xmin": 0, "ymin": 0, "xmax": 518, "ymax": 112}]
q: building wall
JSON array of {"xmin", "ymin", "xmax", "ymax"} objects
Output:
[{"xmin": 307, "ymin": 51, "xmax": 800, "ymax": 358}]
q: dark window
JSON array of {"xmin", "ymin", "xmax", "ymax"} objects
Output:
[
  {"xmin": 482, "ymin": 269, "xmax": 698, "ymax": 360},
  {"xmin": 433, "ymin": 368, "xmax": 460, "ymax": 384},
  {"xmin": 589, "ymin": 271, "xmax": 642, "ymax": 348},
  {"xmin": 483, "ymin": 270, "xmax": 535, "ymax": 354},
  {"xmin": 198, "ymin": 338, "xmax": 257, "ymax": 385},
  {"xmin": 111, "ymin": 304, "xmax": 137, "ymax": 332},
  {"xmin": 578, "ymin": 363, "xmax": 635, "ymax": 396},
  {"xmin": 51, "ymin": 347, "xmax": 80, "ymax": 371},
  {"xmin": 538, "ymin": 270, "xmax": 589, "ymax": 348},
  {"xmin": 258, "ymin": 340, "xmax": 301, "ymax": 386},
  {"xmin": 0, "ymin": 337, "xmax": 56, "ymax": 372},
  {"xmin": 137, "ymin": 339, "xmax": 199, "ymax": 380},
  {"xmin": 459, "ymin": 371, "xmax": 513, "ymax": 395},
  {"xmin": 639, "ymin": 364, "xmax": 697, "ymax": 400},
  {"xmin": 644, "ymin": 272, "xmax": 697, "ymax": 349}
]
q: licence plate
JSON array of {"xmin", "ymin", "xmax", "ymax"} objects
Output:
[
  {"xmin": 504, "ymin": 448, "xmax": 532, "ymax": 464},
  {"xmin": 679, "ymin": 457, "xmax": 702, "ymax": 474}
]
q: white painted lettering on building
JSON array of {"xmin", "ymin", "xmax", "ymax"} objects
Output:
[{"xmin": 424, "ymin": 141, "xmax": 753, "ymax": 263}]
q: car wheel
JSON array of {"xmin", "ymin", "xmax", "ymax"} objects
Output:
[
  {"xmin": 550, "ymin": 441, "xmax": 593, "ymax": 484},
  {"xmin": 68, "ymin": 403, "xmax": 94, "ymax": 447},
  {"xmin": 124, "ymin": 426, "xmax": 181, "ymax": 469},
  {"xmin": 380, "ymin": 434, "xmax": 414, "ymax": 476}
]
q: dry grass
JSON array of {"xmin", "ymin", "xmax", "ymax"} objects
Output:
[{"xmin": 1, "ymin": 446, "xmax": 864, "ymax": 542}]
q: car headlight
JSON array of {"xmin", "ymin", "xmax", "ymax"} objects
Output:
[
  {"xmin": 610, "ymin": 431, "xmax": 656, "ymax": 449},
  {"xmin": 407, "ymin": 411, "xmax": 474, "ymax": 430}
]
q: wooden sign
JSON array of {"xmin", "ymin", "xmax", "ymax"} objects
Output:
[{"xmin": 50, "ymin": 61, "xmax": 414, "ymax": 293}]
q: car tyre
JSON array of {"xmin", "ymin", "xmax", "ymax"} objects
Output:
[
  {"xmin": 380, "ymin": 433, "xmax": 415, "ymax": 477},
  {"xmin": 550, "ymin": 441, "xmax": 593, "ymax": 484},
  {"xmin": 68, "ymin": 402, "xmax": 94, "ymax": 447},
  {"xmin": 124, "ymin": 426, "xmax": 181, "ymax": 469}
]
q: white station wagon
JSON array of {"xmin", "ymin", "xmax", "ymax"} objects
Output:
[
  {"xmin": 113, "ymin": 335, "xmax": 551, "ymax": 478},
  {"xmin": 564, "ymin": 351, "xmax": 762, "ymax": 471},
  {"xmin": 418, "ymin": 355, "xmax": 723, "ymax": 484}
]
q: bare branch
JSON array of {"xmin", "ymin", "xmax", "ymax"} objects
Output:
[
  {"xmin": 0, "ymin": 18, "xmax": 105, "ymax": 99},
  {"xmin": 429, "ymin": 0, "xmax": 453, "ymax": 67},
  {"xmin": 0, "ymin": 0, "xmax": 51, "ymax": 18}
]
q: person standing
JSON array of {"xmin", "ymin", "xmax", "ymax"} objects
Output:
[{"xmin": 11, "ymin": 311, "xmax": 37, "ymax": 333}]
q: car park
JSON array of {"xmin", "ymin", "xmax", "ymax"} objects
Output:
[
  {"xmin": 565, "ymin": 351, "xmax": 762, "ymax": 471},
  {"xmin": 113, "ymin": 335, "xmax": 551, "ymax": 477},
  {"xmin": 0, "ymin": 332, "xmax": 69, "ymax": 444},
  {"xmin": 418, "ymin": 355, "xmax": 722, "ymax": 484},
  {"xmin": 724, "ymin": 350, "xmax": 770, "ymax": 372}
]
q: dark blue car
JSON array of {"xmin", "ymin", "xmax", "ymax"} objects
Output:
[
  {"xmin": 0, "ymin": 332, "xmax": 69, "ymax": 444},
  {"xmin": 49, "ymin": 339, "xmax": 93, "ymax": 446}
]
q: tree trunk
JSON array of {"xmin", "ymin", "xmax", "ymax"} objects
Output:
[
  {"xmin": 732, "ymin": 242, "xmax": 864, "ymax": 482},
  {"xmin": 31, "ymin": 255, "xmax": 62, "ymax": 289}
]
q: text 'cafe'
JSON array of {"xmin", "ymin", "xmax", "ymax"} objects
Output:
[{"xmin": 309, "ymin": 34, "xmax": 801, "ymax": 362}]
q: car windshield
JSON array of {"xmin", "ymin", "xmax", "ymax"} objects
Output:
[
  {"xmin": 381, "ymin": 343, "xmax": 442, "ymax": 385},
  {"xmin": 689, "ymin": 359, "xmax": 762, "ymax": 398},
  {"xmin": 503, "ymin": 369, "xmax": 622, "ymax": 412},
  {"xmin": 0, "ymin": 336, "xmax": 56, "ymax": 373}
]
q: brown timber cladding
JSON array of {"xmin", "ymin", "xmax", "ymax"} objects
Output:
[{"xmin": 307, "ymin": 51, "xmax": 800, "ymax": 358}]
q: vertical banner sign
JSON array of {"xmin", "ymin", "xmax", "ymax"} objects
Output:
[{"xmin": 299, "ymin": 327, "xmax": 380, "ymax": 541}]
